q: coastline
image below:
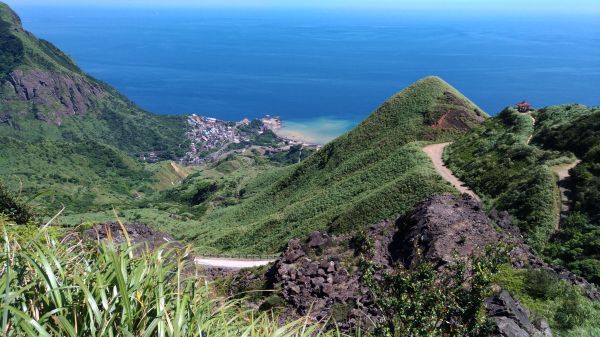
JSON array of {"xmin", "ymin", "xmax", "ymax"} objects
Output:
[{"xmin": 274, "ymin": 117, "xmax": 355, "ymax": 145}]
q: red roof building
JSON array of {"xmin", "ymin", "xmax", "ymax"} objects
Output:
[{"xmin": 516, "ymin": 101, "xmax": 532, "ymax": 113}]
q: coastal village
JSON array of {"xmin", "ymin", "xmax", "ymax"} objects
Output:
[{"xmin": 182, "ymin": 114, "xmax": 320, "ymax": 165}]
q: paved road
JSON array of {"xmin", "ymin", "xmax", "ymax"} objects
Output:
[
  {"xmin": 194, "ymin": 257, "xmax": 275, "ymax": 269},
  {"xmin": 423, "ymin": 143, "xmax": 480, "ymax": 202}
]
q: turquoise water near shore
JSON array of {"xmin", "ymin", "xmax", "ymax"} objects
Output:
[{"xmin": 11, "ymin": 6, "xmax": 600, "ymax": 142}]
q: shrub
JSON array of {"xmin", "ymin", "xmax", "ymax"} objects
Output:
[
  {"xmin": 554, "ymin": 287, "xmax": 590, "ymax": 329},
  {"xmin": 524, "ymin": 269, "xmax": 560, "ymax": 300},
  {"xmin": 364, "ymin": 248, "xmax": 506, "ymax": 336},
  {"xmin": 0, "ymin": 180, "xmax": 33, "ymax": 224}
]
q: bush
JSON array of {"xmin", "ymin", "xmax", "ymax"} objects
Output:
[
  {"xmin": 554, "ymin": 287, "xmax": 590, "ymax": 329},
  {"xmin": 364, "ymin": 248, "xmax": 506, "ymax": 336},
  {"xmin": 524, "ymin": 269, "xmax": 560, "ymax": 300},
  {"xmin": 0, "ymin": 180, "xmax": 33, "ymax": 224}
]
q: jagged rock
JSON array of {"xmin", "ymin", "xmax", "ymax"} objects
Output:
[
  {"xmin": 396, "ymin": 194, "xmax": 499, "ymax": 268},
  {"xmin": 494, "ymin": 317, "xmax": 529, "ymax": 337},
  {"xmin": 308, "ymin": 231, "xmax": 329, "ymax": 247},
  {"xmin": 232, "ymin": 194, "xmax": 594, "ymax": 333},
  {"xmin": 486, "ymin": 291, "xmax": 552, "ymax": 337}
]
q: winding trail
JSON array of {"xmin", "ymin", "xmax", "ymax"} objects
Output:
[
  {"xmin": 526, "ymin": 114, "xmax": 536, "ymax": 144},
  {"xmin": 423, "ymin": 143, "xmax": 480, "ymax": 202},
  {"xmin": 194, "ymin": 257, "xmax": 276, "ymax": 269}
]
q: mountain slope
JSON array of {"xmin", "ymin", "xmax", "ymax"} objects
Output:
[
  {"xmin": 175, "ymin": 76, "xmax": 487, "ymax": 254},
  {"xmin": 0, "ymin": 2, "xmax": 187, "ymax": 155},
  {"xmin": 0, "ymin": 2, "xmax": 189, "ymax": 213},
  {"xmin": 446, "ymin": 104, "xmax": 600, "ymax": 284}
]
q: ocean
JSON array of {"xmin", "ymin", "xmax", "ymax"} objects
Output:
[{"xmin": 11, "ymin": 5, "xmax": 600, "ymax": 142}]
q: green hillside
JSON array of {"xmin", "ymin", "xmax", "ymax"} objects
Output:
[
  {"xmin": 533, "ymin": 105, "xmax": 600, "ymax": 284},
  {"xmin": 446, "ymin": 104, "xmax": 600, "ymax": 283},
  {"xmin": 0, "ymin": 2, "xmax": 189, "ymax": 213},
  {"xmin": 169, "ymin": 77, "xmax": 487, "ymax": 254}
]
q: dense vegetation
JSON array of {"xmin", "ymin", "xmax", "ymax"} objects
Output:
[
  {"xmin": 447, "ymin": 104, "xmax": 600, "ymax": 284},
  {"xmin": 493, "ymin": 266, "xmax": 600, "ymax": 336},
  {"xmin": 0, "ymin": 10, "xmax": 23, "ymax": 80},
  {"xmin": 0, "ymin": 181, "xmax": 33, "ymax": 224},
  {"xmin": 364, "ymin": 249, "xmax": 504, "ymax": 336},
  {"xmin": 0, "ymin": 221, "xmax": 347, "ymax": 336},
  {"xmin": 445, "ymin": 108, "xmax": 572, "ymax": 250},
  {"xmin": 533, "ymin": 105, "xmax": 600, "ymax": 284}
]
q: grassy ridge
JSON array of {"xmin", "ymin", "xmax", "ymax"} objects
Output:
[
  {"xmin": 0, "ymin": 5, "xmax": 23, "ymax": 80},
  {"xmin": 447, "ymin": 104, "xmax": 600, "ymax": 284},
  {"xmin": 533, "ymin": 105, "xmax": 600, "ymax": 284},
  {"xmin": 167, "ymin": 77, "xmax": 485, "ymax": 254},
  {"xmin": 445, "ymin": 108, "xmax": 569, "ymax": 250}
]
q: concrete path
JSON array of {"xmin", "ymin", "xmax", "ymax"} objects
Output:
[
  {"xmin": 194, "ymin": 257, "xmax": 275, "ymax": 269},
  {"xmin": 423, "ymin": 143, "xmax": 480, "ymax": 202}
]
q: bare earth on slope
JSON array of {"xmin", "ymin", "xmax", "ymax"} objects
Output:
[
  {"xmin": 552, "ymin": 159, "xmax": 582, "ymax": 229},
  {"xmin": 423, "ymin": 143, "xmax": 480, "ymax": 202}
]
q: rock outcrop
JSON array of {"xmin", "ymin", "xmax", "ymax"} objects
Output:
[
  {"xmin": 486, "ymin": 291, "xmax": 553, "ymax": 337},
  {"xmin": 3, "ymin": 69, "xmax": 105, "ymax": 124},
  {"xmin": 231, "ymin": 194, "xmax": 600, "ymax": 335},
  {"xmin": 270, "ymin": 231, "xmax": 381, "ymax": 329},
  {"xmin": 83, "ymin": 222, "xmax": 178, "ymax": 252},
  {"xmin": 396, "ymin": 194, "xmax": 499, "ymax": 268}
]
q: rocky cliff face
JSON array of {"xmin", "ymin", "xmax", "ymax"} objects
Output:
[
  {"xmin": 2, "ymin": 69, "xmax": 105, "ymax": 124},
  {"xmin": 232, "ymin": 194, "xmax": 598, "ymax": 335}
]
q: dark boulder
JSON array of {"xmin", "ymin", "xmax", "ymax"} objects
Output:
[{"xmin": 395, "ymin": 194, "xmax": 499, "ymax": 268}]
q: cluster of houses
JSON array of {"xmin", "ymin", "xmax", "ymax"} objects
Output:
[{"xmin": 182, "ymin": 114, "xmax": 291, "ymax": 165}]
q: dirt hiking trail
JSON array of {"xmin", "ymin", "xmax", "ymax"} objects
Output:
[{"xmin": 423, "ymin": 143, "xmax": 480, "ymax": 202}]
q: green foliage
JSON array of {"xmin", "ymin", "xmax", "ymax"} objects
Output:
[
  {"xmin": 446, "ymin": 107, "xmax": 566, "ymax": 250},
  {"xmin": 0, "ymin": 225, "xmax": 345, "ymax": 336},
  {"xmin": 524, "ymin": 269, "xmax": 561, "ymax": 300},
  {"xmin": 0, "ymin": 2, "xmax": 189, "ymax": 215},
  {"xmin": 0, "ymin": 137, "xmax": 155, "ymax": 213},
  {"xmin": 0, "ymin": 181, "xmax": 33, "ymax": 224},
  {"xmin": 0, "ymin": 10, "xmax": 23, "ymax": 80},
  {"xmin": 268, "ymin": 145, "xmax": 317, "ymax": 165},
  {"xmin": 364, "ymin": 249, "xmax": 505, "ymax": 336},
  {"xmin": 533, "ymin": 104, "xmax": 600, "ymax": 158},
  {"xmin": 493, "ymin": 265, "xmax": 600, "ymax": 336},
  {"xmin": 37, "ymin": 38, "xmax": 81, "ymax": 73},
  {"xmin": 529, "ymin": 106, "xmax": 600, "ymax": 284},
  {"xmin": 553, "ymin": 287, "xmax": 590, "ymax": 330}
]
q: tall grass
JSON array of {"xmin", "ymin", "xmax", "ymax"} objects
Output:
[{"xmin": 0, "ymin": 220, "xmax": 343, "ymax": 336}]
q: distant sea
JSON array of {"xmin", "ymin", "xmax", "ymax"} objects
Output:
[{"xmin": 12, "ymin": 6, "xmax": 600, "ymax": 143}]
